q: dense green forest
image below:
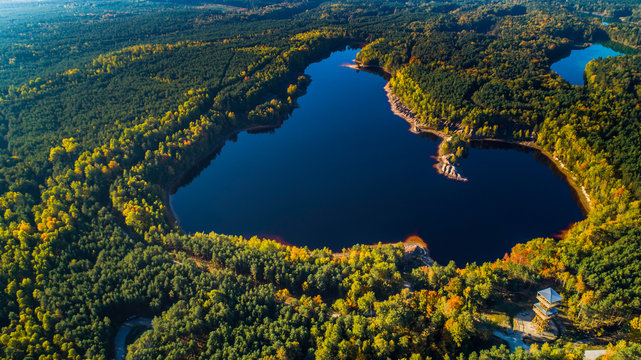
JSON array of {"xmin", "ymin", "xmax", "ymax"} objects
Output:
[{"xmin": 1, "ymin": 0, "xmax": 641, "ymax": 359}]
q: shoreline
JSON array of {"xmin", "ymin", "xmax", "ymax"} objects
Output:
[
  {"xmin": 381, "ymin": 82, "xmax": 591, "ymax": 213},
  {"xmin": 333, "ymin": 237, "xmax": 435, "ymax": 266},
  {"xmin": 345, "ymin": 61, "xmax": 468, "ymax": 181},
  {"xmin": 163, "ymin": 89, "xmax": 435, "ymax": 263},
  {"xmin": 166, "ymin": 53, "xmax": 591, "ymax": 257},
  {"xmin": 384, "ymin": 82, "xmax": 469, "ymax": 182}
]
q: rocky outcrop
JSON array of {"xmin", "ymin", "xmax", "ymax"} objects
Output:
[
  {"xmin": 435, "ymin": 155, "xmax": 468, "ymax": 182},
  {"xmin": 403, "ymin": 243, "xmax": 435, "ymax": 266}
]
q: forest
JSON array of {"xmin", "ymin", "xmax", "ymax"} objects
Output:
[{"xmin": 1, "ymin": 0, "xmax": 641, "ymax": 359}]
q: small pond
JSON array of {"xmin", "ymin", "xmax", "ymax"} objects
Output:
[{"xmin": 551, "ymin": 44, "xmax": 623, "ymax": 85}]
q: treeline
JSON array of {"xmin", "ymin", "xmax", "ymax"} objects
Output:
[{"xmin": 127, "ymin": 232, "xmax": 507, "ymax": 359}]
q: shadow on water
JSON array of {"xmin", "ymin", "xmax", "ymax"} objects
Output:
[
  {"xmin": 171, "ymin": 138, "xmax": 228, "ymax": 195},
  {"xmin": 169, "ymin": 121, "xmax": 289, "ymax": 197}
]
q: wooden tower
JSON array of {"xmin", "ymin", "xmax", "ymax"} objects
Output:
[{"xmin": 532, "ymin": 287, "xmax": 563, "ymax": 332}]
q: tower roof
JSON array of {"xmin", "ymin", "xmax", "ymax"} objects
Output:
[{"xmin": 538, "ymin": 287, "xmax": 563, "ymax": 303}]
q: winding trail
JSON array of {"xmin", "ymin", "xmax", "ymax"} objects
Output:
[{"xmin": 114, "ymin": 317, "xmax": 152, "ymax": 360}]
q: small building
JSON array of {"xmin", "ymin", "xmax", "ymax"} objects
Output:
[{"xmin": 532, "ymin": 287, "xmax": 563, "ymax": 332}]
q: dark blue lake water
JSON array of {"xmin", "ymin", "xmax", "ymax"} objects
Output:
[
  {"xmin": 171, "ymin": 48, "xmax": 584, "ymax": 265},
  {"xmin": 551, "ymin": 44, "xmax": 623, "ymax": 85}
]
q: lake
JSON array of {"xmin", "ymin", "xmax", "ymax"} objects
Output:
[
  {"xmin": 551, "ymin": 44, "xmax": 623, "ymax": 85},
  {"xmin": 171, "ymin": 48, "xmax": 584, "ymax": 265}
]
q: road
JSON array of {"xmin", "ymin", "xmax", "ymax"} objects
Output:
[{"xmin": 114, "ymin": 317, "xmax": 152, "ymax": 360}]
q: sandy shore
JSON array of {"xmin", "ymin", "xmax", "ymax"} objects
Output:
[{"xmin": 341, "ymin": 63, "xmax": 361, "ymax": 71}]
